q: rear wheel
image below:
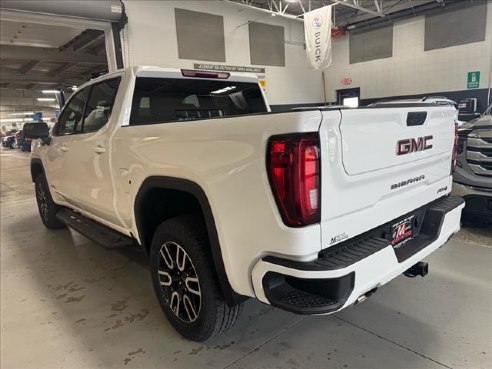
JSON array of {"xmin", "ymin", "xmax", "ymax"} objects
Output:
[
  {"xmin": 34, "ymin": 173, "xmax": 66, "ymax": 229},
  {"xmin": 149, "ymin": 215, "xmax": 241, "ymax": 341}
]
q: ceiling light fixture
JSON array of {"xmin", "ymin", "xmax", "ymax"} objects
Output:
[
  {"xmin": 8, "ymin": 111, "xmax": 34, "ymax": 116},
  {"xmin": 41, "ymin": 90, "xmax": 60, "ymax": 94},
  {"xmin": 211, "ymin": 86, "xmax": 237, "ymax": 94},
  {"xmin": 0, "ymin": 118, "xmax": 27, "ymax": 123},
  {"xmin": 37, "ymin": 98, "xmax": 56, "ymax": 102}
]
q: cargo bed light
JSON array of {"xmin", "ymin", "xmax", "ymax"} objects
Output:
[{"xmin": 181, "ymin": 69, "xmax": 230, "ymax": 79}]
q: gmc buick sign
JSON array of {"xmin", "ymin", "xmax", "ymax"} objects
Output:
[{"xmin": 397, "ymin": 135, "xmax": 433, "ymax": 155}]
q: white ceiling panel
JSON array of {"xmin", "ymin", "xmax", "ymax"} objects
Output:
[{"xmin": 0, "ymin": 20, "xmax": 84, "ymax": 48}]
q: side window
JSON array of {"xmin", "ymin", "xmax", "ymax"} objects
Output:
[
  {"xmin": 82, "ymin": 78, "xmax": 121, "ymax": 133},
  {"xmin": 56, "ymin": 88, "xmax": 89, "ymax": 136}
]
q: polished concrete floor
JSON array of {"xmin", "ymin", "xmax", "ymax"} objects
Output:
[{"xmin": 1, "ymin": 149, "xmax": 491, "ymax": 369}]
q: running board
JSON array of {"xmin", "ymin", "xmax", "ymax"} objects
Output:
[{"xmin": 56, "ymin": 209, "xmax": 134, "ymax": 250}]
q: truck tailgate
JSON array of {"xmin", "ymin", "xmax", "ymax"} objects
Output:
[
  {"xmin": 319, "ymin": 105, "xmax": 456, "ymax": 249},
  {"xmin": 339, "ymin": 107, "xmax": 453, "ymax": 175}
]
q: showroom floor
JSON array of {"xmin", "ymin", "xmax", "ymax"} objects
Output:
[{"xmin": 1, "ymin": 149, "xmax": 491, "ymax": 369}]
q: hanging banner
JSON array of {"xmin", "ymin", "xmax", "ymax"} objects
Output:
[{"xmin": 304, "ymin": 5, "xmax": 333, "ymax": 70}]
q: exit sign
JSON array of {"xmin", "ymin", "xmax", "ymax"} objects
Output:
[
  {"xmin": 341, "ymin": 77, "xmax": 352, "ymax": 85},
  {"xmin": 467, "ymin": 71, "xmax": 480, "ymax": 89}
]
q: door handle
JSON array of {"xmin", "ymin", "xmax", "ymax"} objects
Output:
[
  {"xmin": 60, "ymin": 145, "xmax": 69, "ymax": 152},
  {"xmin": 94, "ymin": 146, "xmax": 106, "ymax": 154}
]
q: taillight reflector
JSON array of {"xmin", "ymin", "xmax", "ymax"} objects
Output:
[
  {"xmin": 267, "ymin": 134, "xmax": 321, "ymax": 227},
  {"xmin": 451, "ymin": 122, "xmax": 458, "ymax": 173}
]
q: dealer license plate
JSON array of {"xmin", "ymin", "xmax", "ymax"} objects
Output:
[{"xmin": 391, "ymin": 215, "xmax": 414, "ymax": 249}]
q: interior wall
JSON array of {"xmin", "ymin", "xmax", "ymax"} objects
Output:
[
  {"xmin": 325, "ymin": 3, "xmax": 492, "ymax": 109},
  {"xmin": 121, "ymin": 0, "xmax": 324, "ymax": 106}
]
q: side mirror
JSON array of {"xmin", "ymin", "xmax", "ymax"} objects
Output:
[{"xmin": 23, "ymin": 122, "xmax": 50, "ymax": 139}]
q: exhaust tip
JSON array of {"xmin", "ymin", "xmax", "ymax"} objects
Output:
[{"xmin": 356, "ymin": 287, "xmax": 378, "ymax": 305}]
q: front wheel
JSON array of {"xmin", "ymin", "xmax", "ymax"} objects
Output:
[
  {"xmin": 34, "ymin": 174, "xmax": 66, "ymax": 229},
  {"xmin": 149, "ymin": 215, "xmax": 241, "ymax": 341}
]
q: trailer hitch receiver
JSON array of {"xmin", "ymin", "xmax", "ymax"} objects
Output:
[{"xmin": 404, "ymin": 261, "xmax": 428, "ymax": 278}]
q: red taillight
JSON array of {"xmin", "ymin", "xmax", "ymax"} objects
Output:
[
  {"xmin": 267, "ymin": 134, "xmax": 321, "ymax": 227},
  {"xmin": 451, "ymin": 122, "xmax": 458, "ymax": 173},
  {"xmin": 181, "ymin": 69, "xmax": 230, "ymax": 79}
]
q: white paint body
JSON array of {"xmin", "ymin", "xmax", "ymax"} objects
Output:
[{"xmin": 31, "ymin": 67, "xmax": 463, "ymax": 308}]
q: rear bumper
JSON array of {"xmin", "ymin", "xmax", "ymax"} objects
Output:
[{"xmin": 252, "ymin": 195, "xmax": 465, "ymax": 314}]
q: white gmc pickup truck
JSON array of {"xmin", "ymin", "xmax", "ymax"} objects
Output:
[{"xmin": 25, "ymin": 66, "xmax": 464, "ymax": 341}]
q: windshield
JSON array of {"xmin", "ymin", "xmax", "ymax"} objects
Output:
[
  {"xmin": 130, "ymin": 77, "xmax": 267, "ymax": 125},
  {"xmin": 483, "ymin": 104, "xmax": 492, "ymax": 116}
]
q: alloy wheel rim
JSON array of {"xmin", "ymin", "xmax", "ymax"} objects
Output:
[
  {"xmin": 158, "ymin": 241, "xmax": 201, "ymax": 323},
  {"xmin": 36, "ymin": 183, "xmax": 48, "ymax": 221}
]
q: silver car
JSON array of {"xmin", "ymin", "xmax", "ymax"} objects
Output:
[{"xmin": 452, "ymin": 104, "xmax": 492, "ymax": 224}]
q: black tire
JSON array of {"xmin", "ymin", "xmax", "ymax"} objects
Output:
[
  {"xmin": 149, "ymin": 215, "xmax": 241, "ymax": 341},
  {"xmin": 34, "ymin": 173, "xmax": 66, "ymax": 229}
]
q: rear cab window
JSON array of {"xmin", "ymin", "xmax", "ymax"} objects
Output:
[{"xmin": 129, "ymin": 77, "xmax": 267, "ymax": 125}]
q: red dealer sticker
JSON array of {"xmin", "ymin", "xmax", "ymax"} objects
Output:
[{"xmin": 391, "ymin": 215, "xmax": 414, "ymax": 249}]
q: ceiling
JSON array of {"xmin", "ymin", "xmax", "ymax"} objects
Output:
[
  {"xmin": 0, "ymin": 20, "xmax": 83, "ymax": 48},
  {"xmin": 225, "ymin": 0, "xmax": 464, "ymax": 28},
  {"xmin": 0, "ymin": 19, "xmax": 107, "ymax": 90},
  {"xmin": 0, "ymin": 17, "xmax": 108, "ymax": 121}
]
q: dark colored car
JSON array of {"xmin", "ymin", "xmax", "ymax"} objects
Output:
[
  {"xmin": 1, "ymin": 131, "xmax": 17, "ymax": 149},
  {"xmin": 14, "ymin": 130, "xmax": 32, "ymax": 152},
  {"xmin": 452, "ymin": 104, "xmax": 492, "ymax": 224}
]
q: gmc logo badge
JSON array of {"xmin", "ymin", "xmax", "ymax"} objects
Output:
[{"xmin": 396, "ymin": 135, "xmax": 433, "ymax": 155}]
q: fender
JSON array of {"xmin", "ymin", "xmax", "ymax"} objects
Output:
[
  {"xmin": 30, "ymin": 158, "xmax": 45, "ymax": 182},
  {"xmin": 134, "ymin": 176, "xmax": 246, "ymax": 306}
]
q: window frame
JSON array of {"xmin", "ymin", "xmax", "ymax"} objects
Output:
[
  {"xmin": 80, "ymin": 77, "xmax": 122, "ymax": 134},
  {"xmin": 54, "ymin": 87, "xmax": 90, "ymax": 137},
  {"xmin": 54, "ymin": 76, "xmax": 122, "ymax": 137}
]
